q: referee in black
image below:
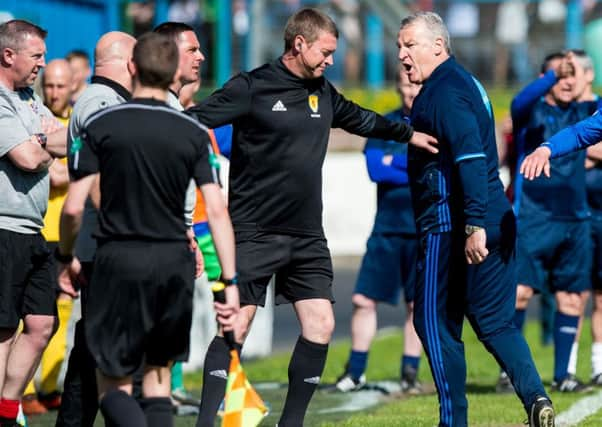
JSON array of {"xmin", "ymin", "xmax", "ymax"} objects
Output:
[
  {"xmin": 188, "ymin": 8, "xmax": 437, "ymax": 427},
  {"xmin": 56, "ymin": 33, "xmax": 239, "ymax": 427}
]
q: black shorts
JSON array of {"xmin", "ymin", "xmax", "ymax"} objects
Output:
[
  {"xmin": 235, "ymin": 230, "xmax": 334, "ymax": 306},
  {"xmin": 85, "ymin": 240, "xmax": 195, "ymax": 378},
  {"xmin": 0, "ymin": 229, "xmax": 57, "ymax": 328}
]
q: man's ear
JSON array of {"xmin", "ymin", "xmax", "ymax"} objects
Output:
[
  {"xmin": 433, "ymin": 36, "xmax": 444, "ymax": 56},
  {"xmin": 127, "ymin": 57, "xmax": 136, "ymax": 77},
  {"xmin": 2, "ymin": 47, "xmax": 15, "ymax": 66},
  {"xmin": 294, "ymin": 35, "xmax": 305, "ymax": 53},
  {"xmin": 172, "ymin": 67, "xmax": 182, "ymax": 86}
]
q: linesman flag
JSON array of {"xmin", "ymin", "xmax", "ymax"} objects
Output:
[
  {"xmin": 212, "ymin": 282, "xmax": 268, "ymax": 427},
  {"xmin": 221, "ymin": 349, "xmax": 268, "ymax": 427}
]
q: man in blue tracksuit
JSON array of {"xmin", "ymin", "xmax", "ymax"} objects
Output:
[
  {"xmin": 335, "ymin": 69, "xmax": 423, "ymax": 393},
  {"xmin": 510, "ymin": 51, "xmax": 597, "ymax": 392},
  {"xmin": 399, "ymin": 12, "xmax": 552, "ymax": 427}
]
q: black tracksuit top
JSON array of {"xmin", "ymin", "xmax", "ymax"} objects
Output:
[{"xmin": 188, "ymin": 58, "xmax": 414, "ymax": 237}]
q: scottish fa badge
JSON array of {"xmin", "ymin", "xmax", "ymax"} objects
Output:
[{"xmin": 308, "ymin": 95, "xmax": 320, "ymax": 118}]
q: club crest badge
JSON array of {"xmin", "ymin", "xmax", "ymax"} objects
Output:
[{"xmin": 308, "ymin": 95, "xmax": 320, "ymax": 118}]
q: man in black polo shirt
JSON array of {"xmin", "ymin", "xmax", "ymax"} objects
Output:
[
  {"xmin": 188, "ymin": 8, "xmax": 437, "ymax": 427},
  {"xmin": 56, "ymin": 30, "xmax": 136, "ymax": 427},
  {"xmin": 57, "ymin": 33, "xmax": 239, "ymax": 427}
]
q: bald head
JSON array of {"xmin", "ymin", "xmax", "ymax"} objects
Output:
[
  {"xmin": 43, "ymin": 59, "xmax": 71, "ymax": 83},
  {"xmin": 94, "ymin": 31, "xmax": 136, "ymax": 67},
  {"xmin": 42, "ymin": 59, "xmax": 72, "ymax": 117},
  {"xmin": 93, "ymin": 31, "xmax": 136, "ymax": 92}
]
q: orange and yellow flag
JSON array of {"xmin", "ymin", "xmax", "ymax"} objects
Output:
[{"xmin": 221, "ymin": 350, "xmax": 268, "ymax": 427}]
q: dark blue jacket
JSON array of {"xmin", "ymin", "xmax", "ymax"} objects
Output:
[{"xmin": 408, "ymin": 57, "xmax": 509, "ymax": 236}]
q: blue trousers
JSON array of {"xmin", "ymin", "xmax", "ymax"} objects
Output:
[{"xmin": 413, "ymin": 223, "xmax": 546, "ymax": 427}]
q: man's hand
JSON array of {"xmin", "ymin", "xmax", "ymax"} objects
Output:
[
  {"xmin": 557, "ymin": 53, "xmax": 575, "ymax": 79},
  {"xmin": 520, "ymin": 146, "xmax": 551, "ymax": 180},
  {"xmin": 214, "ymin": 285, "xmax": 240, "ymax": 332},
  {"xmin": 187, "ymin": 229, "xmax": 204, "ymax": 278},
  {"xmin": 57, "ymin": 257, "xmax": 85, "ymax": 298},
  {"xmin": 465, "ymin": 228, "xmax": 488, "ymax": 265},
  {"xmin": 41, "ymin": 115, "xmax": 63, "ymax": 134},
  {"xmin": 409, "ymin": 131, "xmax": 438, "ymax": 154}
]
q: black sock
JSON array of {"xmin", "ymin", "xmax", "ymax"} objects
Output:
[
  {"xmin": 0, "ymin": 416, "xmax": 17, "ymax": 427},
  {"xmin": 140, "ymin": 397, "xmax": 172, "ymax": 427},
  {"xmin": 196, "ymin": 336, "xmax": 242, "ymax": 427},
  {"xmin": 278, "ymin": 336, "xmax": 329, "ymax": 427},
  {"xmin": 99, "ymin": 390, "xmax": 146, "ymax": 427}
]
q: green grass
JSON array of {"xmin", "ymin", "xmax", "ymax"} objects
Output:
[{"xmin": 28, "ymin": 320, "xmax": 601, "ymax": 426}]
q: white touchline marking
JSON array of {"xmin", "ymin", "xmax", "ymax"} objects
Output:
[
  {"xmin": 317, "ymin": 390, "xmax": 382, "ymax": 414},
  {"xmin": 556, "ymin": 390, "xmax": 602, "ymax": 427}
]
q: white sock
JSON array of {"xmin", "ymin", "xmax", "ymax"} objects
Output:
[
  {"xmin": 568, "ymin": 342, "xmax": 579, "ymax": 375},
  {"xmin": 592, "ymin": 342, "xmax": 602, "ymax": 377}
]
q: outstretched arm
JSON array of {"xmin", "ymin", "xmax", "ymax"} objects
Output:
[
  {"xmin": 330, "ymin": 83, "xmax": 438, "ymax": 154},
  {"xmin": 520, "ymin": 110, "xmax": 602, "ymax": 180}
]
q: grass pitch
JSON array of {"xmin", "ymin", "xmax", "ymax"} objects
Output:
[{"xmin": 28, "ymin": 320, "xmax": 602, "ymax": 426}]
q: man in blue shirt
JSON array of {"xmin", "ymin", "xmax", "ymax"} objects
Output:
[
  {"xmin": 399, "ymin": 11, "xmax": 552, "ymax": 427},
  {"xmin": 522, "ymin": 77, "xmax": 602, "ymax": 389},
  {"xmin": 335, "ymin": 69, "xmax": 423, "ymax": 394},
  {"xmin": 509, "ymin": 51, "xmax": 596, "ymax": 393}
]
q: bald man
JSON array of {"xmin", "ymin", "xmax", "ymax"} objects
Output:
[
  {"xmin": 55, "ymin": 31, "xmax": 136, "ymax": 427},
  {"xmin": 65, "ymin": 50, "xmax": 91, "ymax": 105},
  {"xmin": 21, "ymin": 59, "xmax": 75, "ymax": 416},
  {"xmin": 43, "ymin": 59, "xmax": 72, "ymax": 121}
]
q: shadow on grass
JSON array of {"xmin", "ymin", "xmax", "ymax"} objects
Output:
[{"xmin": 465, "ymin": 382, "xmax": 498, "ymax": 395}]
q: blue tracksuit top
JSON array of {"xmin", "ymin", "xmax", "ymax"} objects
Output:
[
  {"xmin": 512, "ymin": 70, "xmax": 595, "ymax": 220},
  {"xmin": 364, "ymin": 109, "xmax": 416, "ymax": 234},
  {"xmin": 408, "ymin": 56, "xmax": 510, "ymax": 236}
]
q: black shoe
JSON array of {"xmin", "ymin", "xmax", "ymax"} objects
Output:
[
  {"xmin": 496, "ymin": 371, "xmax": 515, "ymax": 394},
  {"xmin": 528, "ymin": 396, "xmax": 554, "ymax": 427},
  {"xmin": 551, "ymin": 374, "xmax": 593, "ymax": 393}
]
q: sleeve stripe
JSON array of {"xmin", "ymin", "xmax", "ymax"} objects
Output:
[{"xmin": 455, "ymin": 153, "xmax": 486, "ymax": 163}]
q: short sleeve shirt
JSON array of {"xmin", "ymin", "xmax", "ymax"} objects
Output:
[
  {"xmin": 0, "ymin": 84, "xmax": 55, "ymax": 233},
  {"xmin": 68, "ymin": 80, "xmax": 129, "ymax": 260},
  {"xmin": 71, "ymin": 98, "xmax": 217, "ymax": 242}
]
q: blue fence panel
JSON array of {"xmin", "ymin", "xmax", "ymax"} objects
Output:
[{"xmin": 0, "ymin": 0, "xmax": 122, "ymax": 62}]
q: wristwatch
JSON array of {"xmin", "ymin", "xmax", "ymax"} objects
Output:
[
  {"xmin": 465, "ymin": 224, "xmax": 484, "ymax": 236},
  {"xmin": 34, "ymin": 133, "xmax": 47, "ymax": 149},
  {"xmin": 220, "ymin": 273, "xmax": 239, "ymax": 286}
]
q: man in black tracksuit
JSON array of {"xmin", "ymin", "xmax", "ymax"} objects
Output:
[{"xmin": 188, "ymin": 8, "xmax": 437, "ymax": 426}]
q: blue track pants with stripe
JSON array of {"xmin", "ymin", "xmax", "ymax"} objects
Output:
[{"xmin": 413, "ymin": 224, "xmax": 547, "ymax": 427}]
